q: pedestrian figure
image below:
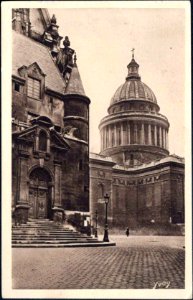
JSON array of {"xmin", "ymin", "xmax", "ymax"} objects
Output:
[{"xmin": 126, "ymin": 227, "xmax": 129, "ymax": 237}]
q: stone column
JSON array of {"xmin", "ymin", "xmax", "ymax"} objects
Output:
[
  {"xmin": 121, "ymin": 123, "xmax": 124, "ymax": 145},
  {"xmin": 103, "ymin": 129, "xmax": 105, "ymax": 150},
  {"xmin": 35, "ymin": 133, "xmax": 39, "ymax": 151},
  {"xmin": 148, "ymin": 124, "xmax": 152, "ymax": 145},
  {"xmin": 47, "ymin": 137, "xmax": 50, "ymax": 153},
  {"xmin": 106, "ymin": 126, "xmax": 109, "ymax": 148},
  {"xmin": 166, "ymin": 130, "xmax": 169, "ymax": 150},
  {"xmin": 154, "ymin": 125, "xmax": 157, "ymax": 146},
  {"xmin": 159, "ymin": 127, "xmax": 162, "ymax": 147},
  {"xmin": 105, "ymin": 126, "xmax": 108, "ymax": 149},
  {"xmin": 102, "ymin": 129, "xmax": 104, "ymax": 150},
  {"xmin": 141, "ymin": 123, "xmax": 145, "ymax": 144},
  {"xmin": 134, "ymin": 123, "xmax": 138, "ymax": 144},
  {"xmin": 123, "ymin": 124, "xmax": 126, "ymax": 145},
  {"xmin": 101, "ymin": 129, "xmax": 103, "ymax": 151},
  {"xmin": 108, "ymin": 125, "xmax": 111, "ymax": 147},
  {"xmin": 54, "ymin": 163, "xmax": 62, "ymax": 207},
  {"xmin": 51, "ymin": 185, "xmax": 54, "ymax": 207},
  {"xmin": 128, "ymin": 122, "xmax": 130, "ymax": 144},
  {"xmin": 18, "ymin": 157, "xmax": 29, "ymax": 204},
  {"xmin": 53, "ymin": 162, "xmax": 64, "ymax": 222},
  {"xmin": 162, "ymin": 128, "xmax": 165, "ymax": 148},
  {"xmin": 16, "ymin": 155, "xmax": 30, "ymax": 223},
  {"xmin": 114, "ymin": 124, "xmax": 117, "ymax": 146}
]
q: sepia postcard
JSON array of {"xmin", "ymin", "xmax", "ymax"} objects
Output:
[{"xmin": 2, "ymin": 1, "xmax": 192, "ymax": 299}]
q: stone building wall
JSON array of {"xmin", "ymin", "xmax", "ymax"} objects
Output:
[
  {"xmin": 12, "ymin": 9, "xmax": 90, "ymax": 223},
  {"xmin": 90, "ymin": 154, "xmax": 185, "ymax": 227},
  {"xmin": 61, "ymin": 137, "xmax": 89, "ymax": 212}
]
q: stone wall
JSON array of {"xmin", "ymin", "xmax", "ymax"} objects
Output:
[{"xmin": 90, "ymin": 156, "xmax": 185, "ymax": 228}]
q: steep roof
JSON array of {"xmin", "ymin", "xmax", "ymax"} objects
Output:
[
  {"xmin": 12, "ymin": 30, "xmax": 66, "ymax": 94},
  {"xmin": 64, "ymin": 64, "xmax": 85, "ymax": 96}
]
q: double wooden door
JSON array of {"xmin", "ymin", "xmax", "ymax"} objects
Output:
[{"xmin": 29, "ymin": 187, "xmax": 48, "ymax": 219}]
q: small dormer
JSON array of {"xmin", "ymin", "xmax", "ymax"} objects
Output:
[{"xmin": 18, "ymin": 62, "xmax": 46, "ymax": 100}]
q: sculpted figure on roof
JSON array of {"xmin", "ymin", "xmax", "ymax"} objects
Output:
[{"xmin": 56, "ymin": 36, "xmax": 75, "ymax": 83}]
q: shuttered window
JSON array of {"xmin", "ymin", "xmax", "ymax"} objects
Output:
[{"xmin": 27, "ymin": 77, "xmax": 40, "ymax": 99}]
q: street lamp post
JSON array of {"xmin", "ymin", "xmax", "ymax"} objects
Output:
[
  {"xmin": 103, "ymin": 193, "xmax": 109, "ymax": 242},
  {"xmin": 95, "ymin": 210, "xmax": 98, "ymax": 238}
]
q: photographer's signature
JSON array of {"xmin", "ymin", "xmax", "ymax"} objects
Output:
[{"xmin": 153, "ymin": 281, "xmax": 170, "ymax": 289}]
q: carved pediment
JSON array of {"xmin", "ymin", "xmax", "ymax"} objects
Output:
[
  {"xmin": 14, "ymin": 126, "xmax": 37, "ymax": 143},
  {"xmin": 13, "ymin": 124, "xmax": 48, "ymax": 142},
  {"xmin": 18, "ymin": 62, "xmax": 46, "ymax": 80},
  {"xmin": 50, "ymin": 129, "xmax": 70, "ymax": 151},
  {"xmin": 13, "ymin": 123, "xmax": 70, "ymax": 154},
  {"xmin": 28, "ymin": 62, "xmax": 46, "ymax": 78}
]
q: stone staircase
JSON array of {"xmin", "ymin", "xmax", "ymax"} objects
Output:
[{"xmin": 12, "ymin": 219, "xmax": 116, "ymax": 248}]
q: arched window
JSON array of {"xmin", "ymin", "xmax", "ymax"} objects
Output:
[{"xmin": 39, "ymin": 131, "xmax": 47, "ymax": 151}]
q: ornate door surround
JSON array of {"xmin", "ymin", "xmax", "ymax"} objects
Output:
[{"xmin": 28, "ymin": 167, "xmax": 53, "ymax": 219}]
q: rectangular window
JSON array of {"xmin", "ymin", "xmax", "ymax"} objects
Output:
[
  {"xmin": 27, "ymin": 77, "xmax": 40, "ymax": 99},
  {"xmin": 14, "ymin": 82, "xmax": 20, "ymax": 92}
]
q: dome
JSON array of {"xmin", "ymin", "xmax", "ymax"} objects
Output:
[
  {"xmin": 110, "ymin": 56, "xmax": 157, "ymax": 106},
  {"xmin": 110, "ymin": 80, "xmax": 157, "ymax": 105},
  {"xmin": 99, "ymin": 53, "xmax": 169, "ymax": 166}
]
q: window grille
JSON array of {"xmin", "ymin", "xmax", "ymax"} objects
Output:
[{"xmin": 27, "ymin": 77, "xmax": 40, "ymax": 99}]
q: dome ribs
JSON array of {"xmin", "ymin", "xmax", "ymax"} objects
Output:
[
  {"xmin": 138, "ymin": 81, "xmax": 145, "ymax": 99},
  {"xmin": 120, "ymin": 82, "xmax": 126, "ymax": 100},
  {"xmin": 134, "ymin": 81, "xmax": 139, "ymax": 99},
  {"xmin": 125, "ymin": 80, "xmax": 131, "ymax": 100},
  {"xmin": 129, "ymin": 81, "xmax": 135, "ymax": 98}
]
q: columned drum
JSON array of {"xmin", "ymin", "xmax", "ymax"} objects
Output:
[{"xmin": 99, "ymin": 56, "xmax": 169, "ymax": 165}]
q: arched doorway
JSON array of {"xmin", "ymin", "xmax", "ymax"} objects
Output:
[{"xmin": 28, "ymin": 168, "xmax": 52, "ymax": 219}]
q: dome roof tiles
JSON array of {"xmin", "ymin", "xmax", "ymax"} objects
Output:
[{"xmin": 110, "ymin": 79, "xmax": 157, "ymax": 106}]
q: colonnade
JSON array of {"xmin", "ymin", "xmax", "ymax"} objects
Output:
[{"xmin": 101, "ymin": 121, "xmax": 169, "ymax": 151}]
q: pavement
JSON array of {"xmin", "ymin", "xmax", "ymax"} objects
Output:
[{"xmin": 12, "ymin": 235, "xmax": 185, "ymax": 289}]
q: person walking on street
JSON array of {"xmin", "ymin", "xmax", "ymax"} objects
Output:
[{"xmin": 126, "ymin": 227, "xmax": 129, "ymax": 237}]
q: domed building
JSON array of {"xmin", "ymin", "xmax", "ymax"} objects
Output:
[
  {"xmin": 90, "ymin": 54, "xmax": 184, "ymax": 228},
  {"xmin": 99, "ymin": 55, "xmax": 169, "ymax": 166},
  {"xmin": 11, "ymin": 8, "xmax": 184, "ymax": 230}
]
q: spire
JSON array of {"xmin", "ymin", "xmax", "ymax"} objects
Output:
[
  {"xmin": 126, "ymin": 49, "xmax": 140, "ymax": 80},
  {"xmin": 65, "ymin": 61, "xmax": 85, "ymax": 96},
  {"xmin": 73, "ymin": 52, "xmax": 77, "ymax": 67},
  {"xmin": 51, "ymin": 14, "xmax": 57, "ymax": 24}
]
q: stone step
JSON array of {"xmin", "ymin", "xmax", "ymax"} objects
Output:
[
  {"xmin": 12, "ymin": 239, "xmax": 99, "ymax": 244},
  {"xmin": 12, "ymin": 225, "xmax": 71, "ymax": 229},
  {"xmin": 12, "ymin": 236, "xmax": 97, "ymax": 240},
  {"xmin": 12, "ymin": 231, "xmax": 80, "ymax": 235},
  {"xmin": 12, "ymin": 219, "xmax": 115, "ymax": 248},
  {"xmin": 13, "ymin": 229, "xmax": 73, "ymax": 233},
  {"xmin": 12, "ymin": 237, "xmax": 93, "ymax": 241},
  {"xmin": 12, "ymin": 242, "xmax": 116, "ymax": 248}
]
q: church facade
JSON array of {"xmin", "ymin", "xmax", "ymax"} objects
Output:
[
  {"xmin": 12, "ymin": 8, "xmax": 184, "ymax": 229},
  {"xmin": 12, "ymin": 9, "xmax": 90, "ymax": 223},
  {"xmin": 90, "ymin": 55, "xmax": 184, "ymax": 228}
]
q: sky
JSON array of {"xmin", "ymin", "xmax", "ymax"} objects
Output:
[{"xmin": 48, "ymin": 6, "xmax": 187, "ymax": 157}]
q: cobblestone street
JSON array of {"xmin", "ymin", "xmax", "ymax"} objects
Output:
[{"xmin": 12, "ymin": 236, "xmax": 185, "ymax": 289}]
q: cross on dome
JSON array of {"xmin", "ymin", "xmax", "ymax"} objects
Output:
[{"xmin": 131, "ymin": 48, "xmax": 135, "ymax": 59}]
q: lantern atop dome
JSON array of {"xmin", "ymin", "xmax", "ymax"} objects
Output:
[{"xmin": 126, "ymin": 49, "xmax": 140, "ymax": 80}]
